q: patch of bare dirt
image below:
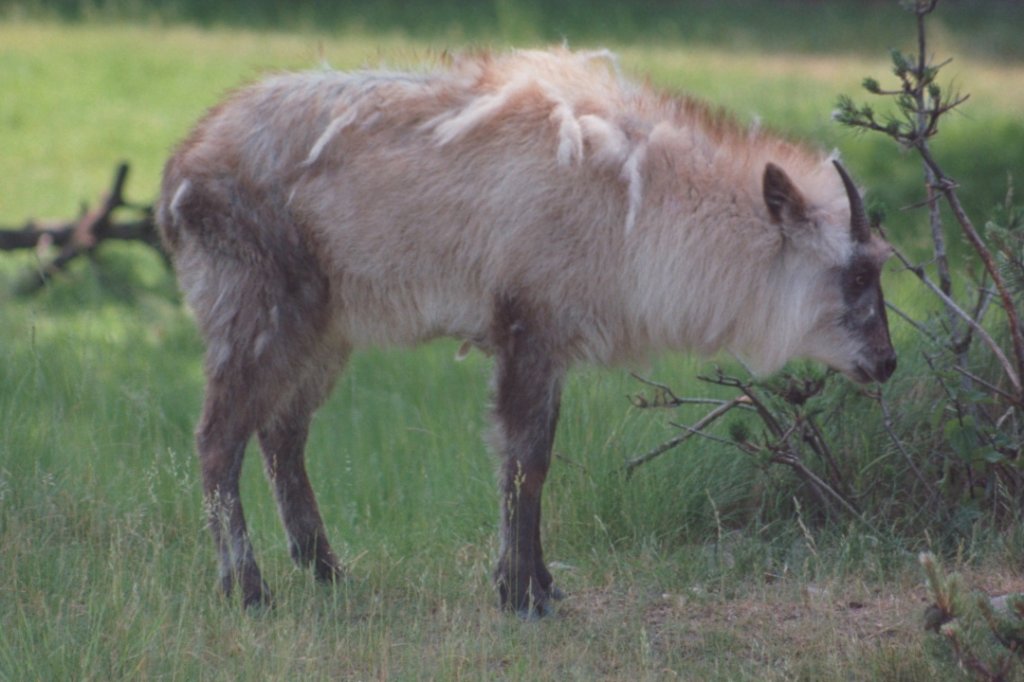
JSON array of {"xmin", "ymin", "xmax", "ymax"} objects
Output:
[{"xmin": 558, "ymin": 566, "xmax": 1024, "ymax": 677}]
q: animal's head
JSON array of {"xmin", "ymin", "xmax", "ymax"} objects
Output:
[{"xmin": 761, "ymin": 159, "xmax": 897, "ymax": 384}]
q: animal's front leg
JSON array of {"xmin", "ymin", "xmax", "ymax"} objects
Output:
[
  {"xmin": 495, "ymin": 462, "xmax": 554, "ymax": 619},
  {"xmin": 489, "ymin": 298, "xmax": 564, "ymax": 619}
]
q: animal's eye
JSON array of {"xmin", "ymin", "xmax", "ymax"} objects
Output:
[
  {"xmin": 854, "ymin": 264, "xmax": 877, "ymax": 288},
  {"xmin": 843, "ymin": 263, "xmax": 876, "ymax": 297}
]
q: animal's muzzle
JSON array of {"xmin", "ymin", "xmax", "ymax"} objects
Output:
[
  {"xmin": 875, "ymin": 351, "xmax": 897, "ymax": 383},
  {"xmin": 851, "ymin": 347, "xmax": 897, "ymax": 384},
  {"xmin": 862, "ymin": 349, "xmax": 897, "ymax": 384}
]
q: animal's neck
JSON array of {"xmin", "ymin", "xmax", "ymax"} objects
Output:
[{"xmin": 623, "ymin": 178, "xmax": 803, "ymax": 371}]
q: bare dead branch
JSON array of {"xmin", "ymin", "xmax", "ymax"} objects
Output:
[
  {"xmin": 698, "ymin": 371, "xmax": 786, "ymax": 438},
  {"xmin": 0, "ymin": 162, "xmax": 163, "ymax": 294},
  {"xmin": 877, "ymin": 393, "xmax": 944, "ymax": 507},
  {"xmin": 627, "ymin": 372, "xmax": 734, "ymax": 409},
  {"xmin": 914, "ymin": 143, "xmax": 1024, "ymax": 390},
  {"xmin": 952, "ymin": 365, "xmax": 1023, "ymax": 408},
  {"xmin": 768, "ymin": 441, "xmax": 891, "ymax": 535},
  {"xmin": 890, "ymin": 243, "xmax": 1021, "ymax": 392},
  {"xmin": 802, "ymin": 414, "xmax": 846, "ymax": 493},
  {"xmin": 624, "ymin": 395, "xmax": 750, "ymax": 477},
  {"xmin": 886, "ymin": 301, "xmax": 939, "ymax": 343},
  {"xmin": 667, "ymin": 419, "xmax": 750, "ymax": 450}
]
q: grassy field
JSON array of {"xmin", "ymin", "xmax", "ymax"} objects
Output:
[{"xmin": 2, "ymin": 12, "xmax": 1024, "ymax": 681}]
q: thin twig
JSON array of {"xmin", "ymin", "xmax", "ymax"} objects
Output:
[
  {"xmin": 952, "ymin": 365, "xmax": 1023, "ymax": 407},
  {"xmin": 666, "ymin": 420, "xmax": 746, "ymax": 450},
  {"xmin": 952, "ymin": 282, "xmax": 995, "ymax": 355},
  {"xmin": 886, "ymin": 301, "xmax": 939, "ymax": 343},
  {"xmin": 803, "ymin": 414, "xmax": 846, "ymax": 493},
  {"xmin": 891, "ymin": 245, "xmax": 1021, "ymax": 392},
  {"xmin": 624, "ymin": 396, "xmax": 749, "ymax": 476},
  {"xmin": 877, "ymin": 393, "xmax": 943, "ymax": 507},
  {"xmin": 916, "ymin": 132, "xmax": 1024, "ymax": 396},
  {"xmin": 629, "ymin": 373, "xmax": 684, "ymax": 405},
  {"xmin": 699, "ymin": 372, "xmax": 785, "ymax": 438},
  {"xmin": 627, "ymin": 373, "xmax": 736, "ymax": 409},
  {"xmin": 769, "ymin": 449, "xmax": 876, "ymax": 528}
]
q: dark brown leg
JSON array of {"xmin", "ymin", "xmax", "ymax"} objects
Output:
[
  {"xmin": 193, "ymin": 292, "xmax": 333, "ymax": 609},
  {"xmin": 533, "ymin": 495, "xmax": 564, "ymax": 600},
  {"xmin": 489, "ymin": 297, "xmax": 564, "ymax": 619},
  {"xmin": 175, "ymin": 175, "xmax": 335, "ymax": 607},
  {"xmin": 258, "ymin": 356, "xmax": 347, "ymax": 583},
  {"xmin": 197, "ymin": 381, "xmax": 273, "ymax": 608}
]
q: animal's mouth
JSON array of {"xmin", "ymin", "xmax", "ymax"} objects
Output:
[
  {"xmin": 849, "ymin": 365, "xmax": 875, "ymax": 384},
  {"xmin": 847, "ymin": 358, "xmax": 896, "ymax": 384}
]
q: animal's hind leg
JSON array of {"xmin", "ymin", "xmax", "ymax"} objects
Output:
[
  {"xmin": 258, "ymin": 350, "xmax": 349, "ymax": 583},
  {"xmin": 197, "ymin": 374, "xmax": 277, "ymax": 608},
  {"xmin": 198, "ymin": 335, "xmax": 336, "ymax": 605},
  {"xmin": 171, "ymin": 169, "xmax": 335, "ymax": 607}
]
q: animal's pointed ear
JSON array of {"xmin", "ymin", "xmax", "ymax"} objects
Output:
[{"xmin": 762, "ymin": 162, "xmax": 808, "ymax": 225}]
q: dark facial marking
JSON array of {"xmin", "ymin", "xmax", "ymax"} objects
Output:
[
  {"xmin": 840, "ymin": 254, "xmax": 880, "ymax": 305},
  {"xmin": 839, "ymin": 250, "xmax": 897, "ymax": 382}
]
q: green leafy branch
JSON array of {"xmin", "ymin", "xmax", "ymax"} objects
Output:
[
  {"xmin": 835, "ymin": 0, "xmax": 1024, "ymax": 399},
  {"xmin": 921, "ymin": 551, "xmax": 1024, "ymax": 681}
]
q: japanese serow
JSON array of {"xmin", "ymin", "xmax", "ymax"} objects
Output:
[{"xmin": 157, "ymin": 47, "xmax": 896, "ymax": 618}]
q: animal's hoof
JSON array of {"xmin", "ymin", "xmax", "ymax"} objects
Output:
[
  {"xmin": 495, "ymin": 560, "xmax": 562, "ymax": 618},
  {"xmin": 511, "ymin": 586, "xmax": 562, "ymax": 620},
  {"xmin": 516, "ymin": 599, "xmax": 555, "ymax": 621},
  {"xmin": 314, "ymin": 558, "xmax": 346, "ymax": 584},
  {"xmin": 242, "ymin": 580, "xmax": 273, "ymax": 610}
]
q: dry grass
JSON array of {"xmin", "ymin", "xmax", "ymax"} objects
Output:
[{"xmin": 557, "ymin": 564, "xmax": 1024, "ymax": 680}]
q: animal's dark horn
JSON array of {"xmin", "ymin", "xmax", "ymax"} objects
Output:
[{"xmin": 833, "ymin": 160, "xmax": 870, "ymax": 243}]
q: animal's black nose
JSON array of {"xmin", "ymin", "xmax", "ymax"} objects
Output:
[{"xmin": 877, "ymin": 353, "xmax": 897, "ymax": 383}]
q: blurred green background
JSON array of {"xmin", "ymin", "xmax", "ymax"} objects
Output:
[{"xmin": 4, "ymin": 0, "xmax": 1024, "ymax": 60}]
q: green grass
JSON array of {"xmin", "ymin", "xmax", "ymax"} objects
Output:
[{"xmin": 2, "ymin": 15, "xmax": 1024, "ymax": 681}]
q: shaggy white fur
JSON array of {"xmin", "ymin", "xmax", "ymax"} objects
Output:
[{"xmin": 162, "ymin": 46, "xmax": 886, "ymax": 376}]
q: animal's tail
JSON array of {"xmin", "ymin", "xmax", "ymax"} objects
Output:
[{"xmin": 155, "ymin": 158, "xmax": 188, "ymax": 257}]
